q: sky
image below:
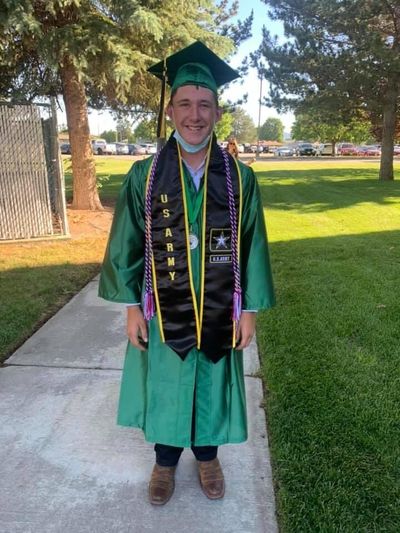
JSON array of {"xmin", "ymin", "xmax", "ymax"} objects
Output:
[
  {"xmin": 224, "ymin": 0, "xmax": 294, "ymax": 133},
  {"xmin": 57, "ymin": 0, "xmax": 294, "ymax": 136}
]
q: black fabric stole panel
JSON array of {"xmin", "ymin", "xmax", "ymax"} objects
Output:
[
  {"xmin": 150, "ymin": 135, "xmax": 240, "ymax": 362},
  {"xmin": 201, "ymin": 148, "xmax": 240, "ymax": 362},
  {"xmin": 151, "ymin": 138, "xmax": 197, "ymax": 358}
]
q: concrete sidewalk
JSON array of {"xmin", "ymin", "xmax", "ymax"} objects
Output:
[{"xmin": 0, "ymin": 278, "xmax": 277, "ymax": 533}]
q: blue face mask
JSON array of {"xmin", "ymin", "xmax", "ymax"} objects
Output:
[{"xmin": 173, "ymin": 130, "xmax": 211, "ymax": 153}]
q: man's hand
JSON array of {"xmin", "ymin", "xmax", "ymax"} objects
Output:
[
  {"xmin": 127, "ymin": 306, "xmax": 148, "ymax": 351},
  {"xmin": 235, "ymin": 311, "xmax": 256, "ymax": 350}
]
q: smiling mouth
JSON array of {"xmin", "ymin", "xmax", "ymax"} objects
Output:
[{"xmin": 185, "ymin": 125, "xmax": 204, "ymax": 132}]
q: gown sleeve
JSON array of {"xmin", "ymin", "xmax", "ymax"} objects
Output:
[
  {"xmin": 98, "ymin": 159, "xmax": 150, "ymax": 303},
  {"xmin": 239, "ymin": 163, "xmax": 275, "ymax": 310}
]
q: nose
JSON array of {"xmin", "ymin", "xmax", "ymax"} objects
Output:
[{"xmin": 189, "ymin": 104, "xmax": 201, "ymax": 121}]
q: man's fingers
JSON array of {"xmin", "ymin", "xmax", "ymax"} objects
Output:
[
  {"xmin": 139, "ymin": 320, "xmax": 148, "ymax": 343},
  {"xmin": 127, "ymin": 326, "xmax": 146, "ymax": 351},
  {"xmin": 235, "ymin": 312, "xmax": 256, "ymax": 349},
  {"xmin": 126, "ymin": 307, "xmax": 147, "ymax": 351},
  {"xmin": 236, "ymin": 336, "xmax": 252, "ymax": 350},
  {"xmin": 128, "ymin": 332, "xmax": 145, "ymax": 351},
  {"xmin": 131, "ymin": 337, "xmax": 146, "ymax": 351}
]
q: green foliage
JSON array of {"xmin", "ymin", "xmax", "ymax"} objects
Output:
[
  {"xmin": 258, "ymin": 0, "xmax": 400, "ymax": 115},
  {"xmin": 215, "ymin": 105, "xmax": 234, "ymax": 140},
  {"xmin": 134, "ymin": 117, "xmax": 157, "ymax": 142},
  {"xmin": 292, "ymin": 112, "xmax": 374, "ymax": 144},
  {"xmin": 0, "ymin": 0, "xmax": 254, "ymax": 207},
  {"xmin": 0, "ymin": 0, "xmax": 249, "ymax": 113},
  {"xmin": 259, "ymin": 117, "xmax": 284, "ymax": 142},
  {"xmin": 116, "ymin": 117, "xmax": 133, "ymax": 142},
  {"xmin": 100, "ymin": 130, "xmax": 117, "ymax": 143},
  {"xmin": 0, "ymin": 0, "xmax": 254, "ymax": 206},
  {"xmin": 257, "ymin": 0, "xmax": 400, "ymax": 178},
  {"xmin": 230, "ymin": 107, "xmax": 256, "ymax": 143}
]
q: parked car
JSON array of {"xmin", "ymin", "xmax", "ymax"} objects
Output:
[
  {"xmin": 356, "ymin": 145, "xmax": 381, "ymax": 157},
  {"xmin": 337, "ymin": 143, "xmax": 358, "ymax": 156},
  {"xmin": 91, "ymin": 138, "xmax": 107, "ymax": 155},
  {"xmin": 276, "ymin": 145, "xmax": 295, "ymax": 157},
  {"xmin": 60, "ymin": 142, "xmax": 71, "ymax": 154},
  {"xmin": 139, "ymin": 143, "xmax": 157, "ymax": 154},
  {"xmin": 250, "ymin": 144, "xmax": 263, "ymax": 153},
  {"xmin": 104, "ymin": 143, "xmax": 117, "ymax": 155},
  {"xmin": 237, "ymin": 144, "xmax": 245, "ymax": 153},
  {"xmin": 243, "ymin": 143, "xmax": 253, "ymax": 153},
  {"xmin": 115, "ymin": 142, "xmax": 129, "ymax": 155},
  {"xmin": 128, "ymin": 143, "xmax": 146, "ymax": 155},
  {"xmin": 394, "ymin": 145, "xmax": 400, "ymax": 156},
  {"xmin": 315, "ymin": 143, "xmax": 337, "ymax": 156},
  {"xmin": 296, "ymin": 142, "xmax": 316, "ymax": 156}
]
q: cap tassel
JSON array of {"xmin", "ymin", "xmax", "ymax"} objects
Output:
[{"xmin": 156, "ymin": 58, "xmax": 167, "ymax": 151}]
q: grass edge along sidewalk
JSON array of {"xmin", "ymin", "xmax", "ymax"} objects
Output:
[
  {"xmin": 1, "ymin": 158, "xmax": 400, "ymax": 532},
  {"xmin": 256, "ymin": 161, "xmax": 400, "ymax": 531},
  {"xmin": 0, "ymin": 156, "xmax": 133, "ymax": 365}
]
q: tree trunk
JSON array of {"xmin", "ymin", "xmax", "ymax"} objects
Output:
[
  {"xmin": 379, "ymin": 80, "xmax": 398, "ymax": 181},
  {"xmin": 60, "ymin": 57, "xmax": 103, "ymax": 209}
]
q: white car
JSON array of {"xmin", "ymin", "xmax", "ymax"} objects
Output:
[
  {"xmin": 315, "ymin": 143, "xmax": 337, "ymax": 156},
  {"xmin": 276, "ymin": 146, "xmax": 295, "ymax": 157},
  {"xmin": 140, "ymin": 143, "xmax": 157, "ymax": 154},
  {"xmin": 104, "ymin": 143, "xmax": 117, "ymax": 155},
  {"xmin": 91, "ymin": 138, "xmax": 107, "ymax": 155},
  {"xmin": 115, "ymin": 142, "xmax": 129, "ymax": 155},
  {"xmin": 250, "ymin": 145, "xmax": 263, "ymax": 153}
]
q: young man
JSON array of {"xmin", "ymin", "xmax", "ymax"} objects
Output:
[{"xmin": 99, "ymin": 41, "xmax": 275, "ymax": 505}]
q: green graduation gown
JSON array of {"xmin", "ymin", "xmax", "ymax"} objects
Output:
[{"xmin": 98, "ymin": 155, "xmax": 274, "ymax": 447}]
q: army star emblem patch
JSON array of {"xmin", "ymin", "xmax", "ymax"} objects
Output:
[{"xmin": 209, "ymin": 228, "xmax": 232, "ymax": 252}]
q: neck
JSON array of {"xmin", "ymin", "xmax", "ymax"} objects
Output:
[{"xmin": 180, "ymin": 146, "xmax": 208, "ymax": 168}]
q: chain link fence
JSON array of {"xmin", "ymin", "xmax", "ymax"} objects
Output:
[{"xmin": 0, "ymin": 99, "xmax": 69, "ymax": 241}]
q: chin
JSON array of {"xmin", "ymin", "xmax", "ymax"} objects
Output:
[{"xmin": 181, "ymin": 128, "xmax": 209, "ymax": 145}]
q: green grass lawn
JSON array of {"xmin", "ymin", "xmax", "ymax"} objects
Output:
[
  {"xmin": 1, "ymin": 156, "xmax": 136, "ymax": 364},
  {"xmin": 63, "ymin": 155, "xmax": 136, "ymax": 204},
  {"xmin": 255, "ymin": 160, "xmax": 400, "ymax": 531},
  {"xmin": 0, "ymin": 237, "xmax": 107, "ymax": 363}
]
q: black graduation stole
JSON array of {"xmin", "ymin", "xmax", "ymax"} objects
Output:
[{"xmin": 146, "ymin": 135, "xmax": 242, "ymax": 363}]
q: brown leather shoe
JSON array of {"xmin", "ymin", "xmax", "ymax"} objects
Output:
[
  {"xmin": 148, "ymin": 464, "xmax": 176, "ymax": 505},
  {"xmin": 198, "ymin": 458, "xmax": 225, "ymax": 499}
]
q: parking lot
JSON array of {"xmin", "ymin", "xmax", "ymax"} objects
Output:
[{"xmin": 61, "ymin": 152, "xmax": 395, "ymax": 167}]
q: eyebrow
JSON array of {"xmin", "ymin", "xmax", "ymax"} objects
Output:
[{"xmin": 174, "ymin": 98, "xmax": 213, "ymax": 105}]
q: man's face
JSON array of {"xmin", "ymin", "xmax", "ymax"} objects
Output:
[{"xmin": 167, "ymin": 85, "xmax": 222, "ymax": 146}]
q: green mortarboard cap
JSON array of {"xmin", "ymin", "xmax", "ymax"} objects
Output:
[{"xmin": 148, "ymin": 41, "xmax": 239, "ymax": 95}]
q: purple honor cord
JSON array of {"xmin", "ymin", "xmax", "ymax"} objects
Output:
[
  {"xmin": 221, "ymin": 148, "xmax": 242, "ymax": 326},
  {"xmin": 143, "ymin": 150, "xmax": 160, "ymax": 320}
]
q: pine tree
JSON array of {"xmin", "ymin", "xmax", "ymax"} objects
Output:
[
  {"xmin": 0, "ymin": 0, "xmax": 252, "ymax": 207},
  {"xmin": 258, "ymin": 0, "xmax": 400, "ymax": 179}
]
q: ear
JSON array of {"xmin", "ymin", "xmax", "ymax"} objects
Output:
[
  {"xmin": 215, "ymin": 107, "xmax": 223, "ymax": 123},
  {"xmin": 166, "ymin": 102, "xmax": 174, "ymax": 122}
]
